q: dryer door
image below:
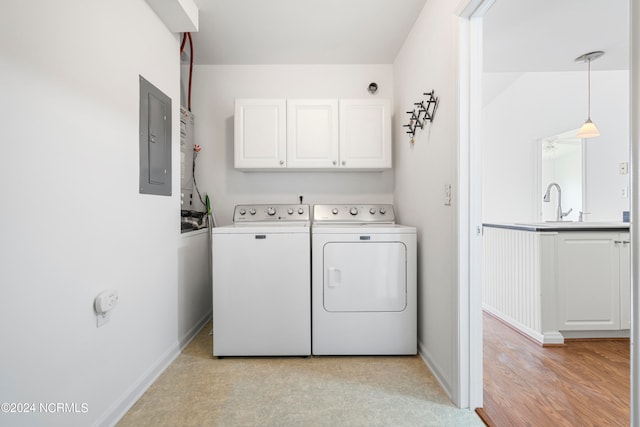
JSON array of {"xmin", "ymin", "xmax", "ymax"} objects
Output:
[{"xmin": 323, "ymin": 242, "xmax": 406, "ymax": 312}]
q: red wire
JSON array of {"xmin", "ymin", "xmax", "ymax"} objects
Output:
[
  {"xmin": 187, "ymin": 32, "xmax": 193, "ymax": 112},
  {"xmin": 179, "ymin": 33, "xmax": 193, "ymax": 111},
  {"xmin": 180, "ymin": 33, "xmax": 187, "ymax": 54}
]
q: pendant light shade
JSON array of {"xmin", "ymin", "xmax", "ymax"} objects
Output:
[
  {"xmin": 577, "ymin": 118, "xmax": 600, "ymax": 138},
  {"xmin": 575, "ymin": 51, "xmax": 604, "ymax": 139}
]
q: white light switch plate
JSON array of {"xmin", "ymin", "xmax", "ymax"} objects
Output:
[{"xmin": 619, "ymin": 162, "xmax": 629, "ymax": 175}]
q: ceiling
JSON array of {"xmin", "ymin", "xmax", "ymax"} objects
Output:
[
  {"xmin": 483, "ymin": 0, "xmax": 629, "ymax": 72},
  {"xmin": 190, "ymin": 0, "xmax": 428, "ymax": 64},
  {"xmin": 188, "ymin": 0, "xmax": 629, "ymax": 70}
]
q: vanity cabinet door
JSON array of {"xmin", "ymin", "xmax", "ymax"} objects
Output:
[{"xmin": 556, "ymin": 232, "xmax": 621, "ymax": 331}]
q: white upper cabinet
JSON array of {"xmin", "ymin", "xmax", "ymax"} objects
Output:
[
  {"xmin": 234, "ymin": 98, "xmax": 391, "ymax": 171},
  {"xmin": 234, "ymin": 99, "xmax": 286, "ymax": 169},
  {"xmin": 339, "ymin": 99, "xmax": 392, "ymax": 169},
  {"xmin": 287, "ymin": 100, "xmax": 339, "ymax": 168}
]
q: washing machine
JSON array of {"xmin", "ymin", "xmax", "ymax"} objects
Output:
[
  {"xmin": 211, "ymin": 204, "xmax": 310, "ymax": 356},
  {"xmin": 311, "ymin": 204, "xmax": 417, "ymax": 355}
]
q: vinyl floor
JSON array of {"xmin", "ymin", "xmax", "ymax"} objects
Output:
[{"xmin": 118, "ymin": 322, "xmax": 484, "ymax": 427}]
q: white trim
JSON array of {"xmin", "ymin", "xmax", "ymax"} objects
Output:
[
  {"xmin": 456, "ymin": 0, "xmax": 494, "ymax": 410},
  {"xmin": 418, "ymin": 340, "xmax": 454, "ymax": 401},
  {"xmin": 630, "ymin": 0, "xmax": 639, "ymax": 425}
]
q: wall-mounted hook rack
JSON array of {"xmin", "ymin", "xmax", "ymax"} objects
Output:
[
  {"xmin": 420, "ymin": 90, "xmax": 438, "ymax": 123},
  {"xmin": 404, "ymin": 90, "xmax": 439, "ymax": 144}
]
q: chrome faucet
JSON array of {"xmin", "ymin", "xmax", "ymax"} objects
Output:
[{"xmin": 543, "ymin": 182, "xmax": 573, "ymax": 221}]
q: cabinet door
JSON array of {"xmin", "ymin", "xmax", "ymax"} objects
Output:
[
  {"xmin": 557, "ymin": 232, "xmax": 620, "ymax": 330},
  {"xmin": 287, "ymin": 100, "xmax": 339, "ymax": 168},
  {"xmin": 234, "ymin": 99, "xmax": 286, "ymax": 169},
  {"xmin": 339, "ymin": 99, "xmax": 391, "ymax": 169},
  {"xmin": 619, "ymin": 232, "xmax": 631, "ymax": 329}
]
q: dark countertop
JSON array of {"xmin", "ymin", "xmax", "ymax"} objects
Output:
[{"xmin": 483, "ymin": 222, "xmax": 630, "ymax": 232}]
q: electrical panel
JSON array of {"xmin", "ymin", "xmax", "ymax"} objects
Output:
[
  {"xmin": 139, "ymin": 75, "xmax": 172, "ymax": 196},
  {"xmin": 180, "ymin": 106, "xmax": 195, "ymax": 208}
]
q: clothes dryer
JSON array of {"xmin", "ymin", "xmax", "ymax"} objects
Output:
[{"xmin": 311, "ymin": 204, "xmax": 417, "ymax": 355}]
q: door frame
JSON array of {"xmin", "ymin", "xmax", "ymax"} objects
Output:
[
  {"xmin": 457, "ymin": 0, "xmax": 637, "ymax": 423},
  {"xmin": 456, "ymin": 0, "xmax": 494, "ymax": 409}
]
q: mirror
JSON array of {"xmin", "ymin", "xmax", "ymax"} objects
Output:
[{"xmin": 537, "ymin": 129, "xmax": 585, "ymax": 222}]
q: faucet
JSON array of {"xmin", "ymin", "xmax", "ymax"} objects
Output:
[{"xmin": 543, "ymin": 182, "xmax": 573, "ymax": 221}]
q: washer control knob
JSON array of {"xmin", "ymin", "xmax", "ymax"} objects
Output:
[
  {"xmin": 298, "ymin": 208, "xmax": 305, "ymax": 215},
  {"xmin": 249, "ymin": 208, "xmax": 256, "ymax": 215},
  {"xmin": 239, "ymin": 208, "xmax": 247, "ymax": 215},
  {"xmin": 287, "ymin": 208, "xmax": 294, "ymax": 215},
  {"xmin": 349, "ymin": 207, "xmax": 358, "ymax": 216},
  {"xmin": 332, "ymin": 208, "xmax": 339, "ymax": 215},
  {"xmin": 267, "ymin": 207, "xmax": 276, "ymax": 216},
  {"xmin": 369, "ymin": 208, "xmax": 377, "ymax": 215},
  {"xmin": 379, "ymin": 207, "xmax": 387, "ymax": 215}
]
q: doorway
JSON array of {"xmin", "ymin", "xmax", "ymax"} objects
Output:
[{"xmin": 457, "ymin": 0, "xmax": 633, "ymax": 421}]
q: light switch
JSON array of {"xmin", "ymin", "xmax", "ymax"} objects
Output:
[{"xmin": 619, "ymin": 162, "xmax": 629, "ymax": 175}]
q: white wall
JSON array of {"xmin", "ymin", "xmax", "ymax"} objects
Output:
[
  {"xmin": 483, "ymin": 71, "xmax": 630, "ymax": 222},
  {"xmin": 0, "ymin": 1, "xmax": 205, "ymax": 426},
  {"xmin": 393, "ymin": 0, "xmax": 460, "ymax": 401},
  {"xmin": 189, "ymin": 65, "xmax": 394, "ymax": 224}
]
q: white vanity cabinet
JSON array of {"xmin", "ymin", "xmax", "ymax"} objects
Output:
[
  {"xmin": 234, "ymin": 99, "xmax": 287, "ymax": 169},
  {"xmin": 234, "ymin": 98, "xmax": 391, "ymax": 170},
  {"xmin": 556, "ymin": 232, "xmax": 630, "ymax": 331},
  {"xmin": 483, "ymin": 223, "xmax": 630, "ymax": 345}
]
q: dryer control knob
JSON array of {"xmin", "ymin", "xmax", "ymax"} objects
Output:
[
  {"xmin": 267, "ymin": 207, "xmax": 276, "ymax": 216},
  {"xmin": 379, "ymin": 208, "xmax": 387, "ymax": 214},
  {"xmin": 239, "ymin": 208, "xmax": 247, "ymax": 215},
  {"xmin": 350, "ymin": 207, "xmax": 358, "ymax": 216},
  {"xmin": 298, "ymin": 208, "xmax": 304, "ymax": 215},
  {"xmin": 249, "ymin": 208, "xmax": 256, "ymax": 215},
  {"xmin": 369, "ymin": 208, "xmax": 377, "ymax": 215},
  {"xmin": 332, "ymin": 208, "xmax": 339, "ymax": 215},
  {"xmin": 287, "ymin": 208, "xmax": 294, "ymax": 215}
]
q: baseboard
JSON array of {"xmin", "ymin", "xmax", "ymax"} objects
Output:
[
  {"xmin": 179, "ymin": 310, "xmax": 213, "ymax": 350},
  {"xmin": 94, "ymin": 312, "xmax": 212, "ymax": 427},
  {"xmin": 418, "ymin": 340, "xmax": 454, "ymax": 403}
]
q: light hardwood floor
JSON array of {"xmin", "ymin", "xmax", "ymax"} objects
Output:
[{"xmin": 477, "ymin": 311, "xmax": 630, "ymax": 426}]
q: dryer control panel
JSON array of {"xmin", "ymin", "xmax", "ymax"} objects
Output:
[
  {"xmin": 234, "ymin": 204, "xmax": 310, "ymax": 223},
  {"xmin": 313, "ymin": 204, "xmax": 396, "ymax": 223}
]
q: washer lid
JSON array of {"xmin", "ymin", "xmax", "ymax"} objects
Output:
[{"xmin": 212, "ymin": 222, "xmax": 310, "ymax": 234}]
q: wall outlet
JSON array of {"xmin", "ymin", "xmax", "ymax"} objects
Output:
[
  {"xmin": 621, "ymin": 186, "xmax": 629, "ymax": 199},
  {"xmin": 94, "ymin": 290, "xmax": 119, "ymax": 327},
  {"xmin": 444, "ymin": 184, "xmax": 452, "ymax": 206}
]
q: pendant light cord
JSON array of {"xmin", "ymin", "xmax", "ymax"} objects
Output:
[{"xmin": 587, "ymin": 59, "xmax": 591, "ymax": 119}]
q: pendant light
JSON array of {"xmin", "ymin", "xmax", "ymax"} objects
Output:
[{"xmin": 575, "ymin": 51, "xmax": 604, "ymax": 138}]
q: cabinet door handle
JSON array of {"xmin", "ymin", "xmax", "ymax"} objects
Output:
[
  {"xmin": 341, "ymin": 161, "xmax": 346, "ymax": 166},
  {"xmin": 279, "ymin": 160, "xmax": 284, "ymax": 165},
  {"xmin": 332, "ymin": 160, "xmax": 337, "ymax": 166},
  {"xmin": 615, "ymin": 240, "xmax": 623, "ymax": 244}
]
